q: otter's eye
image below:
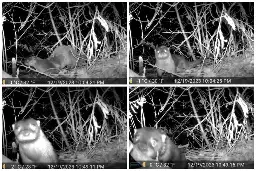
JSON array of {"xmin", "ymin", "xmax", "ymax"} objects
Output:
[{"xmin": 151, "ymin": 139, "xmax": 157, "ymax": 147}]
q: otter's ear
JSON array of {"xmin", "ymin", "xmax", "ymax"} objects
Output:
[
  {"xmin": 134, "ymin": 129, "xmax": 138, "ymax": 134},
  {"xmin": 133, "ymin": 129, "xmax": 140, "ymax": 142},
  {"xmin": 36, "ymin": 120, "xmax": 40, "ymax": 127},
  {"xmin": 12, "ymin": 124, "xmax": 15, "ymax": 130},
  {"xmin": 161, "ymin": 134, "xmax": 167, "ymax": 143}
]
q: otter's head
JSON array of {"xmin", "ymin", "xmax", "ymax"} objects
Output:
[
  {"xmin": 155, "ymin": 46, "xmax": 171, "ymax": 60},
  {"xmin": 133, "ymin": 127, "xmax": 167, "ymax": 161}
]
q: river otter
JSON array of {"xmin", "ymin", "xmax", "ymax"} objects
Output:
[
  {"xmin": 12, "ymin": 118, "xmax": 58, "ymax": 164},
  {"xmin": 131, "ymin": 127, "xmax": 187, "ymax": 169},
  {"xmin": 155, "ymin": 46, "xmax": 202, "ymax": 77},
  {"xmin": 24, "ymin": 45, "xmax": 78, "ymax": 75}
]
